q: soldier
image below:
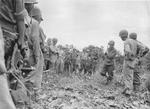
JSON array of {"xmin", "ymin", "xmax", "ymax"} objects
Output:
[
  {"xmin": 44, "ymin": 38, "xmax": 52, "ymax": 70},
  {"xmin": 0, "ymin": 0, "xmax": 27, "ymax": 108},
  {"xmin": 24, "ymin": 0, "xmax": 43, "ymax": 101},
  {"xmin": 129, "ymin": 32, "xmax": 149, "ymax": 92},
  {"xmin": 119, "ymin": 30, "xmax": 139, "ymax": 96},
  {"xmin": 50, "ymin": 38, "xmax": 59, "ymax": 70},
  {"xmin": 101, "ymin": 40, "xmax": 117, "ymax": 84},
  {"xmin": 30, "ymin": 6, "xmax": 46, "ymax": 52},
  {"xmin": 55, "ymin": 49, "xmax": 64, "ymax": 75}
]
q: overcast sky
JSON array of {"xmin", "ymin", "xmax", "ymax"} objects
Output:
[{"xmin": 38, "ymin": 0, "xmax": 150, "ymax": 52}]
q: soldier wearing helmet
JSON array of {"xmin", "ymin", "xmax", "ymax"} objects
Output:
[
  {"xmin": 24, "ymin": 0, "xmax": 38, "ymax": 13},
  {"xmin": 101, "ymin": 40, "xmax": 117, "ymax": 84},
  {"xmin": 30, "ymin": 6, "xmax": 46, "ymax": 52},
  {"xmin": 129, "ymin": 32, "xmax": 149, "ymax": 93},
  {"xmin": 30, "ymin": 6, "xmax": 43, "ymax": 24},
  {"xmin": 119, "ymin": 30, "xmax": 140, "ymax": 96},
  {"xmin": 24, "ymin": 0, "xmax": 45, "ymax": 102},
  {"xmin": 27, "ymin": 6, "xmax": 45, "ymax": 95},
  {"xmin": 0, "ymin": 0, "xmax": 27, "ymax": 108},
  {"xmin": 119, "ymin": 29, "xmax": 128, "ymax": 41}
]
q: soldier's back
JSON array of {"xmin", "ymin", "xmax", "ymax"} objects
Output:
[{"xmin": 124, "ymin": 38, "xmax": 138, "ymax": 56}]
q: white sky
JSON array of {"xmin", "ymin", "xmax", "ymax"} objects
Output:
[{"xmin": 38, "ymin": 0, "xmax": 150, "ymax": 52}]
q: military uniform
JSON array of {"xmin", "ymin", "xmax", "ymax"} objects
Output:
[
  {"xmin": 0, "ymin": 0, "xmax": 26, "ymax": 108},
  {"xmin": 50, "ymin": 44, "xmax": 58, "ymax": 69},
  {"xmin": 129, "ymin": 32, "xmax": 149, "ymax": 92},
  {"xmin": 134, "ymin": 41, "xmax": 149, "ymax": 91},
  {"xmin": 39, "ymin": 27, "xmax": 46, "ymax": 52},
  {"xmin": 25, "ymin": 15, "xmax": 44, "ymax": 89},
  {"xmin": 55, "ymin": 50, "xmax": 64, "ymax": 74},
  {"xmin": 101, "ymin": 45, "xmax": 117, "ymax": 82},
  {"xmin": 122, "ymin": 38, "xmax": 138, "ymax": 92}
]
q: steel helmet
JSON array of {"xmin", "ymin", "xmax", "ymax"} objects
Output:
[
  {"xmin": 30, "ymin": 6, "xmax": 43, "ymax": 20},
  {"xmin": 108, "ymin": 40, "xmax": 115, "ymax": 46},
  {"xmin": 129, "ymin": 32, "xmax": 137, "ymax": 40},
  {"xmin": 24, "ymin": 0, "xmax": 38, "ymax": 4},
  {"xmin": 119, "ymin": 29, "xmax": 128, "ymax": 38}
]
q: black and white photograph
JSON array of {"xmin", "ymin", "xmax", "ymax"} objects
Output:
[{"xmin": 0, "ymin": 0, "xmax": 150, "ymax": 109}]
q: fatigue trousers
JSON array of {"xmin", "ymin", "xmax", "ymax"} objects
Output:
[
  {"xmin": 123, "ymin": 60, "xmax": 134, "ymax": 90},
  {"xmin": 55, "ymin": 57, "xmax": 64, "ymax": 74},
  {"xmin": 0, "ymin": 26, "xmax": 16, "ymax": 109},
  {"xmin": 101, "ymin": 64, "xmax": 115, "ymax": 81},
  {"xmin": 26, "ymin": 50, "xmax": 44, "ymax": 89},
  {"xmin": 123, "ymin": 59, "xmax": 141, "ymax": 92},
  {"xmin": 133, "ymin": 65, "xmax": 141, "ymax": 91}
]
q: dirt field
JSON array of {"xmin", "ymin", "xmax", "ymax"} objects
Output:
[{"xmin": 31, "ymin": 70, "xmax": 150, "ymax": 109}]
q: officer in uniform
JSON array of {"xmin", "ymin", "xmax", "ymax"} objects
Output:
[
  {"xmin": 101, "ymin": 40, "xmax": 117, "ymax": 84},
  {"xmin": 0, "ymin": 0, "xmax": 26, "ymax": 108}
]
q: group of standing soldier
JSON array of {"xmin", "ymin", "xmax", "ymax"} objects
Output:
[
  {"xmin": 101, "ymin": 30, "xmax": 149, "ymax": 97},
  {"xmin": 119, "ymin": 30, "xmax": 149, "ymax": 96}
]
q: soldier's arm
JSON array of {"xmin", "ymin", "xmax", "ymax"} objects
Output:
[
  {"xmin": 137, "ymin": 42, "xmax": 149, "ymax": 57},
  {"xmin": 39, "ymin": 27, "xmax": 46, "ymax": 52},
  {"xmin": 15, "ymin": 0, "xmax": 26, "ymax": 49}
]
